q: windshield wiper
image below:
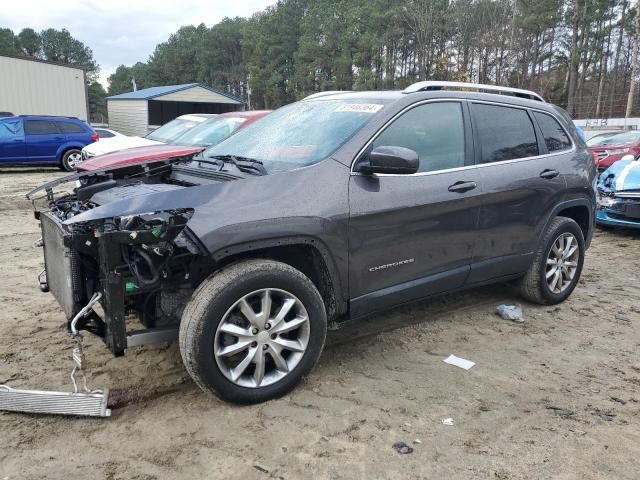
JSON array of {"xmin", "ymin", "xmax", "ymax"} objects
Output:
[{"xmin": 208, "ymin": 154, "xmax": 267, "ymax": 175}]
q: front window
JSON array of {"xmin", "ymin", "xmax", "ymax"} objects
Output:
[
  {"xmin": 173, "ymin": 117, "xmax": 246, "ymax": 147},
  {"xmin": 146, "ymin": 118, "xmax": 202, "ymax": 142},
  {"xmin": 0, "ymin": 118, "xmax": 24, "ymax": 140},
  {"xmin": 586, "ymin": 131, "xmax": 640, "ymax": 147},
  {"xmin": 370, "ymin": 102, "xmax": 465, "ymax": 173},
  {"xmin": 203, "ymin": 99, "xmax": 391, "ymax": 172}
]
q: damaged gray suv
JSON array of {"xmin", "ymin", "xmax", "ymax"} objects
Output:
[{"xmin": 29, "ymin": 82, "xmax": 596, "ymax": 403}]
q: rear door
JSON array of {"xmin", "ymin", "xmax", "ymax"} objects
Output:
[
  {"xmin": 0, "ymin": 118, "xmax": 25, "ymax": 162},
  {"xmin": 348, "ymin": 100, "xmax": 482, "ymax": 316},
  {"xmin": 468, "ymin": 102, "xmax": 572, "ymax": 283},
  {"xmin": 24, "ymin": 119, "xmax": 61, "ymax": 162}
]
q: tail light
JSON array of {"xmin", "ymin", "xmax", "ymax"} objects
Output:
[{"xmin": 91, "ymin": 132, "xmax": 100, "ymax": 142}]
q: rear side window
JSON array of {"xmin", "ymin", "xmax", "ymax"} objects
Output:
[
  {"xmin": 471, "ymin": 104, "xmax": 538, "ymax": 163},
  {"xmin": 371, "ymin": 102, "xmax": 465, "ymax": 173},
  {"xmin": 57, "ymin": 121, "xmax": 86, "ymax": 134},
  {"xmin": 533, "ymin": 112, "xmax": 572, "ymax": 152},
  {"xmin": 25, "ymin": 120, "xmax": 58, "ymax": 135}
]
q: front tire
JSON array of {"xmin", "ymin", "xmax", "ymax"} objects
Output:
[
  {"xmin": 179, "ymin": 259, "xmax": 327, "ymax": 404},
  {"xmin": 518, "ymin": 216, "xmax": 585, "ymax": 305},
  {"xmin": 60, "ymin": 149, "xmax": 82, "ymax": 171}
]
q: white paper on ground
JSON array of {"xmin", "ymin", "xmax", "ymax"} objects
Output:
[{"xmin": 443, "ymin": 354, "xmax": 475, "ymax": 370}]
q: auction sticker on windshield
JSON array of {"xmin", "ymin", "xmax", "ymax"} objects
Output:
[{"xmin": 334, "ymin": 104, "xmax": 384, "ymax": 113}]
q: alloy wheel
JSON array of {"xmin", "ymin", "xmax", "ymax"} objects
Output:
[
  {"xmin": 545, "ymin": 232, "xmax": 579, "ymax": 294},
  {"xmin": 214, "ymin": 288, "xmax": 310, "ymax": 388},
  {"xmin": 66, "ymin": 151, "xmax": 82, "ymax": 169}
]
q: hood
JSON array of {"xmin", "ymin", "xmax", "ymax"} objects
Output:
[
  {"xmin": 82, "ymin": 136, "xmax": 163, "ymax": 156},
  {"xmin": 598, "ymin": 158, "xmax": 640, "ymax": 194},
  {"xmin": 78, "ymin": 145, "xmax": 204, "ymax": 172}
]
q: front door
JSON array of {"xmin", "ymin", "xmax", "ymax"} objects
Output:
[
  {"xmin": 0, "ymin": 118, "xmax": 25, "ymax": 162},
  {"xmin": 348, "ymin": 101, "xmax": 482, "ymax": 317}
]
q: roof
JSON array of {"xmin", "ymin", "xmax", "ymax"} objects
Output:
[
  {"xmin": 107, "ymin": 83, "xmax": 244, "ymax": 103},
  {"xmin": 0, "ymin": 54, "xmax": 87, "ymax": 71}
]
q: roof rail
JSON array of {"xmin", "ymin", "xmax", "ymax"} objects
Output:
[
  {"xmin": 303, "ymin": 90, "xmax": 352, "ymax": 100},
  {"xmin": 402, "ymin": 81, "xmax": 545, "ymax": 102}
]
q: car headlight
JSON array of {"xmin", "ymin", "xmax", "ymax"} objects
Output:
[
  {"xmin": 596, "ymin": 193, "xmax": 615, "ymax": 208},
  {"xmin": 606, "ymin": 148, "xmax": 629, "ymax": 155}
]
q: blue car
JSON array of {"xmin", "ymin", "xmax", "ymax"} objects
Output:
[
  {"xmin": 596, "ymin": 155, "xmax": 640, "ymax": 229},
  {"xmin": 0, "ymin": 115, "xmax": 98, "ymax": 171}
]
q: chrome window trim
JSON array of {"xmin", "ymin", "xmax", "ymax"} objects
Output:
[{"xmin": 350, "ymin": 98, "xmax": 576, "ymax": 178}]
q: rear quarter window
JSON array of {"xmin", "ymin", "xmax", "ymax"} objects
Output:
[
  {"xmin": 471, "ymin": 103, "xmax": 539, "ymax": 163},
  {"xmin": 533, "ymin": 112, "xmax": 572, "ymax": 152},
  {"xmin": 57, "ymin": 121, "xmax": 86, "ymax": 134}
]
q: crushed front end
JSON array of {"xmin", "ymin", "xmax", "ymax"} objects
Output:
[
  {"xmin": 29, "ymin": 161, "xmax": 222, "ymax": 355},
  {"xmin": 596, "ymin": 157, "xmax": 640, "ymax": 229}
]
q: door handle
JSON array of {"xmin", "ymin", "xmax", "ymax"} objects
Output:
[
  {"xmin": 448, "ymin": 181, "xmax": 477, "ymax": 193},
  {"xmin": 539, "ymin": 169, "xmax": 559, "ymax": 179}
]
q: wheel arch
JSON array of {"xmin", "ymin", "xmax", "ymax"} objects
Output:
[
  {"xmin": 542, "ymin": 198, "xmax": 594, "ymax": 249},
  {"xmin": 56, "ymin": 143, "xmax": 84, "ymax": 162},
  {"xmin": 210, "ymin": 236, "xmax": 347, "ymax": 323}
]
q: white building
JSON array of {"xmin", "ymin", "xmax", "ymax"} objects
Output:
[
  {"xmin": 107, "ymin": 83, "xmax": 245, "ymax": 136},
  {"xmin": 0, "ymin": 55, "xmax": 88, "ymax": 120}
]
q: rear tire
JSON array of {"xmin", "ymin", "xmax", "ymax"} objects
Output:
[
  {"xmin": 518, "ymin": 216, "xmax": 585, "ymax": 305},
  {"xmin": 60, "ymin": 149, "xmax": 82, "ymax": 171},
  {"xmin": 179, "ymin": 259, "xmax": 327, "ymax": 404}
]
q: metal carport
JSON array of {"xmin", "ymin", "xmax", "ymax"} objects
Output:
[{"xmin": 106, "ymin": 83, "xmax": 245, "ymax": 136}]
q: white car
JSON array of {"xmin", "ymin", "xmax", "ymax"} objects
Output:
[{"xmin": 81, "ymin": 114, "xmax": 216, "ymax": 160}]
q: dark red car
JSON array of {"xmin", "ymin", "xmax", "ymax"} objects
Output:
[
  {"xmin": 77, "ymin": 110, "xmax": 271, "ymax": 172},
  {"xmin": 587, "ymin": 130, "xmax": 640, "ymax": 172}
]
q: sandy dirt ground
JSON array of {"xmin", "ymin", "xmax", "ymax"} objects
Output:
[{"xmin": 1, "ymin": 168, "xmax": 639, "ymax": 480}]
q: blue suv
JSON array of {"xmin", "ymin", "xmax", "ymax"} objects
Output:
[{"xmin": 0, "ymin": 115, "xmax": 98, "ymax": 171}]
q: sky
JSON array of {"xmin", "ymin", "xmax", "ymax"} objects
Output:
[{"xmin": 1, "ymin": 0, "xmax": 275, "ymax": 88}]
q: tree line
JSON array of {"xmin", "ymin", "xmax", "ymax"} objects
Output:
[
  {"xmin": 2, "ymin": 0, "xmax": 639, "ymax": 121},
  {"xmin": 108, "ymin": 0, "xmax": 640, "ymax": 119}
]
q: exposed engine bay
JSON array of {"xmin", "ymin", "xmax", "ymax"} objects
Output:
[{"xmin": 30, "ymin": 159, "xmax": 244, "ymax": 355}]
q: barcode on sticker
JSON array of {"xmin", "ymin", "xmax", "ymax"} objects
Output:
[{"xmin": 334, "ymin": 104, "xmax": 384, "ymax": 113}]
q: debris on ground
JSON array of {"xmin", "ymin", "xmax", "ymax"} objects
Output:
[
  {"xmin": 610, "ymin": 396, "xmax": 627, "ymax": 405},
  {"xmin": 392, "ymin": 442, "xmax": 414, "ymax": 454},
  {"xmin": 253, "ymin": 464, "xmax": 270, "ymax": 474},
  {"xmin": 441, "ymin": 418, "xmax": 455, "ymax": 426},
  {"xmin": 413, "ymin": 439, "xmax": 422, "ymax": 444},
  {"xmin": 594, "ymin": 412, "xmax": 616, "ymax": 422},
  {"xmin": 546, "ymin": 405, "xmax": 575, "ymax": 417},
  {"xmin": 443, "ymin": 354, "xmax": 475, "ymax": 370},
  {"xmin": 496, "ymin": 304, "xmax": 525, "ymax": 323}
]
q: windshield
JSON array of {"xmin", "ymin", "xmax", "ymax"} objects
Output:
[
  {"xmin": 173, "ymin": 117, "xmax": 246, "ymax": 146},
  {"xmin": 587, "ymin": 131, "xmax": 640, "ymax": 146},
  {"xmin": 146, "ymin": 118, "xmax": 203, "ymax": 142},
  {"xmin": 202, "ymin": 99, "xmax": 390, "ymax": 172}
]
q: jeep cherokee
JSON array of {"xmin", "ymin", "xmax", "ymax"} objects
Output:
[{"xmin": 28, "ymin": 82, "xmax": 596, "ymax": 404}]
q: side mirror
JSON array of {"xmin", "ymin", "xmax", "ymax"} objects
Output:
[{"xmin": 359, "ymin": 146, "xmax": 419, "ymax": 175}]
